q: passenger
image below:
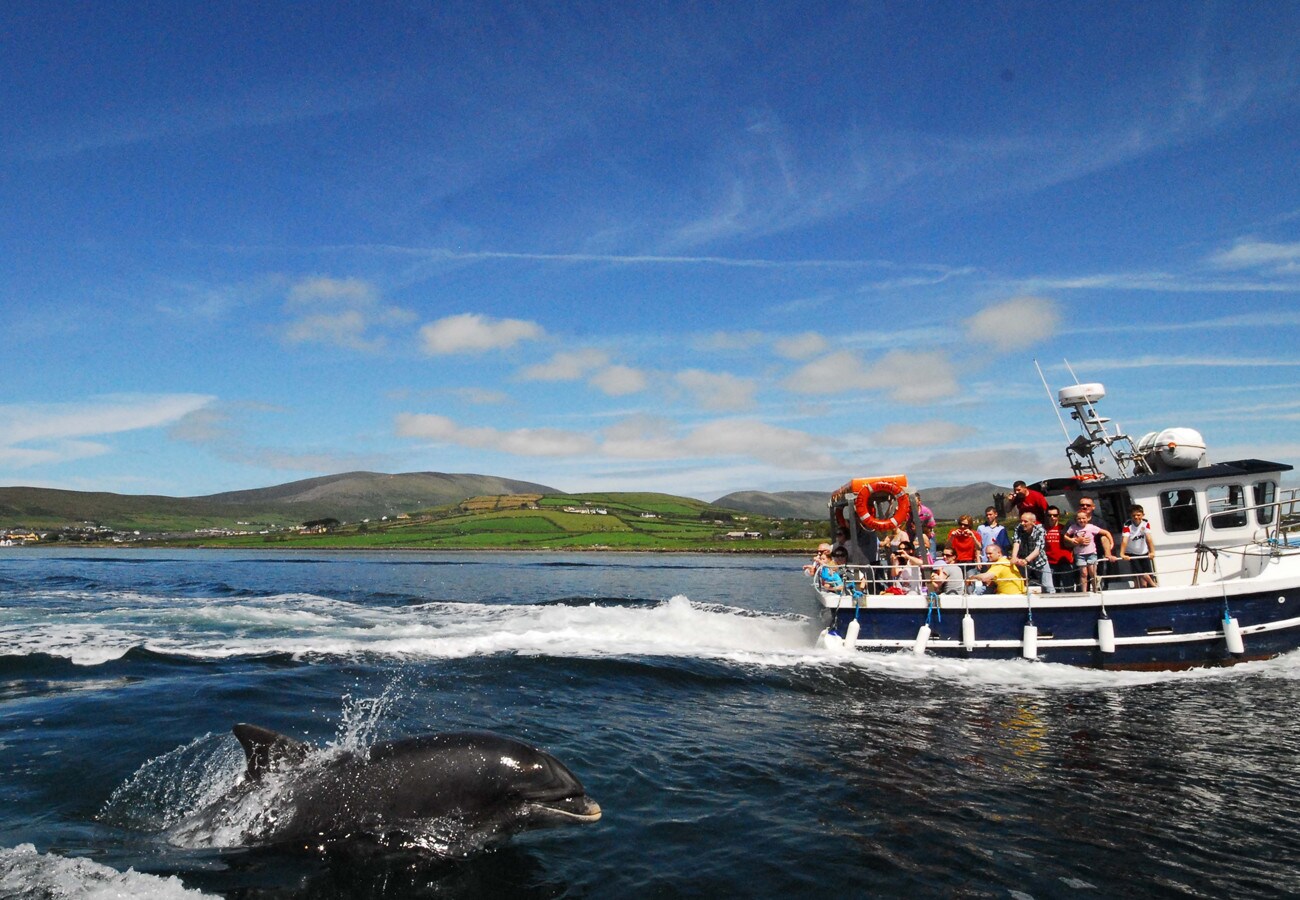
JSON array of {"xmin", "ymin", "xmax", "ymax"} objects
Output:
[
  {"xmin": 1075, "ymin": 497, "xmax": 1117, "ymax": 587},
  {"xmin": 936, "ymin": 547, "xmax": 968, "ymax": 594},
  {"xmin": 815, "ymin": 547, "xmax": 849, "ymax": 594},
  {"xmin": 803, "ymin": 542, "xmax": 832, "ymax": 576},
  {"xmin": 947, "ymin": 515, "xmax": 981, "ymax": 570},
  {"xmin": 831, "ymin": 526, "xmax": 851, "ymax": 554},
  {"xmin": 973, "ymin": 543, "xmax": 1026, "ymax": 595},
  {"xmin": 1010, "ymin": 480, "xmax": 1049, "ymax": 524},
  {"xmin": 890, "ymin": 541, "xmax": 924, "ymax": 594},
  {"xmin": 1011, "ymin": 511, "xmax": 1054, "ymax": 593},
  {"xmin": 1044, "ymin": 506, "xmax": 1076, "ymax": 592},
  {"xmin": 915, "ymin": 494, "xmax": 937, "ymax": 560},
  {"xmin": 977, "ymin": 506, "xmax": 1011, "ymax": 561},
  {"xmin": 1063, "ymin": 508, "xmax": 1104, "ymax": 592},
  {"xmin": 1120, "ymin": 504, "xmax": 1158, "ymax": 588}
]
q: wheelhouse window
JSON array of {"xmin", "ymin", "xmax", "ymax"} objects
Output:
[
  {"xmin": 1253, "ymin": 480, "xmax": 1277, "ymax": 526},
  {"xmin": 1159, "ymin": 489, "xmax": 1200, "ymax": 533},
  {"xmin": 1207, "ymin": 483, "xmax": 1247, "ymax": 529}
]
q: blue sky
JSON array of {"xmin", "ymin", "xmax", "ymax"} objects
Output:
[{"xmin": 3, "ymin": 1, "xmax": 1299, "ymax": 501}]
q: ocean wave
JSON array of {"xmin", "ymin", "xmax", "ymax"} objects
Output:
[{"xmin": 0, "ymin": 843, "xmax": 216, "ymax": 898}]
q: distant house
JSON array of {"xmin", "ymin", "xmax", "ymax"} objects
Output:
[{"xmin": 723, "ymin": 531, "xmax": 763, "ymax": 540}]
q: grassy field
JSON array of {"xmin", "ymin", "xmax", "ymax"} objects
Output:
[{"xmin": 158, "ymin": 492, "xmax": 824, "ymax": 552}]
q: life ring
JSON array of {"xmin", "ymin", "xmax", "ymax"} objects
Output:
[{"xmin": 854, "ymin": 480, "xmax": 911, "ymax": 532}]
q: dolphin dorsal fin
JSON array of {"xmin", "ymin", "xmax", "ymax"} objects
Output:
[{"xmin": 233, "ymin": 723, "xmax": 310, "ymax": 779}]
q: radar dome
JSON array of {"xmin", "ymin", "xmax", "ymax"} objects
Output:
[{"xmin": 1058, "ymin": 383, "xmax": 1106, "ymax": 407}]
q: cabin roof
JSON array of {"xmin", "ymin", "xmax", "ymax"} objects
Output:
[{"xmin": 1035, "ymin": 458, "xmax": 1291, "ymax": 495}]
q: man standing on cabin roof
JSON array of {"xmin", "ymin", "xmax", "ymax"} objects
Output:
[{"xmin": 1010, "ymin": 481, "xmax": 1049, "ymax": 524}]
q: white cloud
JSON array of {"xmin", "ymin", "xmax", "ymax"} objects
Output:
[
  {"xmin": 678, "ymin": 419, "xmax": 839, "ymax": 469},
  {"xmin": 774, "ymin": 332, "xmax": 828, "ymax": 360},
  {"xmin": 282, "ymin": 276, "xmax": 415, "ymax": 352},
  {"xmin": 692, "ymin": 330, "xmax": 765, "ymax": 351},
  {"xmin": 784, "ymin": 349, "xmax": 866, "ymax": 394},
  {"xmin": 519, "ymin": 349, "xmax": 610, "ymax": 382},
  {"xmin": 396, "ymin": 411, "xmax": 838, "ymax": 469},
  {"xmin": 965, "ymin": 296, "xmax": 1060, "ymax": 349},
  {"xmin": 1208, "ymin": 238, "xmax": 1300, "ymax": 272},
  {"xmin": 784, "ymin": 348, "xmax": 958, "ymax": 404},
  {"xmin": 1071, "ymin": 354, "xmax": 1300, "ymax": 372},
  {"xmin": 589, "ymin": 365, "xmax": 648, "ymax": 396},
  {"xmin": 873, "ymin": 420, "xmax": 973, "ymax": 447},
  {"xmin": 395, "ymin": 413, "xmax": 598, "ymax": 457},
  {"xmin": 874, "ymin": 351, "xmax": 959, "ymax": 403},
  {"xmin": 420, "ymin": 313, "xmax": 544, "ymax": 354},
  {"xmin": 284, "ymin": 309, "xmax": 381, "ymax": 352},
  {"xmin": 0, "ymin": 394, "xmax": 215, "ymax": 469},
  {"xmin": 288, "ymin": 276, "xmax": 378, "ymax": 306},
  {"xmin": 675, "ymin": 369, "xmax": 757, "ymax": 411}
]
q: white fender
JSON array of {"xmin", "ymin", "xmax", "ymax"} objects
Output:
[
  {"xmin": 844, "ymin": 618, "xmax": 861, "ymax": 645},
  {"xmin": 1097, "ymin": 616, "xmax": 1116, "ymax": 653},
  {"xmin": 1223, "ymin": 615, "xmax": 1245, "ymax": 654},
  {"xmin": 913, "ymin": 623, "xmax": 931, "ymax": 655},
  {"xmin": 817, "ymin": 628, "xmax": 844, "ymax": 652},
  {"xmin": 1022, "ymin": 623, "xmax": 1039, "ymax": 659},
  {"xmin": 961, "ymin": 612, "xmax": 975, "ymax": 651}
]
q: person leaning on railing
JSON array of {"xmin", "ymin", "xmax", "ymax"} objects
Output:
[
  {"xmin": 815, "ymin": 547, "xmax": 850, "ymax": 593},
  {"xmin": 972, "ymin": 543, "xmax": 1026, "ymax": 595}
]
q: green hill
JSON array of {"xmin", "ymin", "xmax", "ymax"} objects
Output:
[
  {"xmin": 0, "ymin": 471, "xmax": 558, "ymax": 532},
  {"xmin": 163, "ymin": 491, "xmax": 820, "ymax": 551}
]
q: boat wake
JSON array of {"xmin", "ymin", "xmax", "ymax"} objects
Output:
[{"xmin": 0, "ymin": 843, "xmax": 216, "ymax": 899}]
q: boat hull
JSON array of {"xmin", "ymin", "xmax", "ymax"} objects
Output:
[{"xmin": 818, "ymin": 580, "xmax": 1300, "ymax": 670}]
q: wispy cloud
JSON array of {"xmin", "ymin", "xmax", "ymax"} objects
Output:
[
  {"xmin": 965, "ymin": 296, "xmax": 1060, "ymax": 350},
  {"xmin": 396, "ymin": 412, "xmax": 839, "ymax": 469},
  {"xmin": 282, "ymin": 276, "xmax": 415, "ymax": 352},
  {"xmin": 419, "ymin": 313, "xmax": 545, "ymax": 354},
  {"xmin": 1070, "ymin": 355, "xmax": 1300, "ymax": 372},
  {"xmin": 774, "ymin": 332, "xmax": 827, "ymax": 360},
  {"xmin": 319, "ymin": 243, "xmax": 913, "ymax": 271},
  {"xmin": 0, "ymin": 394, "xmax": 215, "ymax": 470},
  {"xmin": 674, "ymin": 369, "xmax": 757, "ymax": 411},
  {"xmin": 873, "ymin": 420, "xmax": 974, "ymax": 448},
  {"xmin": 785, "ymin": 349, "xmax": 959, "ymax": 404},
  {"xmin": 589, "ymin": 365, "xmax": 648, "ymax": 397},
  {"xmin": 1208, "ymin": 238, "xmax": 1300, "ymax": 274},
  {"xmin": 519, "ymin": 349, "xmax": 610, "ymax": 382}
]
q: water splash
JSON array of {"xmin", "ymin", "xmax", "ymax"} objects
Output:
[{"xmin": 0, "ymin": 843, "xmax": 216, "ymax": 899}]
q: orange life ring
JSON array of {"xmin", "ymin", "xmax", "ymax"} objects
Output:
[{"xmin": 854, "ymin": 480, "xmax": 911, "ymax": 532}]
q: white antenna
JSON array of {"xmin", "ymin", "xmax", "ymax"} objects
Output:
[
  {"xmin": 1059, "ymin": 359, "xmax": 1139, "ymax": 477},
  {"xmin": 1034, "ymin": 358, "xmax": 1072, "ymax": 442}
]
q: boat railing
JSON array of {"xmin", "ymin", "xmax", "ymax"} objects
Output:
[{"xmin": 1186, "ymin": 489, "xmax": 1300, "ymax": 584}]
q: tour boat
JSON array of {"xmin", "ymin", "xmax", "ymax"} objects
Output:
[{"xmin": 814, "ymin": 382, "xmax": 1299, "ymax": 669}]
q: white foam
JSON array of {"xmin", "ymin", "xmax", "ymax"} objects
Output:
[
  {"xmin": 0, "ymin": 592, "xmax": 821, "ymax": 666},
  {"xmin": 8, "ymin": 586, "xmax": 1300, "ymax": 687},
  {"xmin": 0, "ymin": 843, "xmax": 216, "ymax": 899}
]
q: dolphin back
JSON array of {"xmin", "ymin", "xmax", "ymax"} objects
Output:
[{"xmin": 233, "ymin": 723, "xmax": 310, "ymax": 779}]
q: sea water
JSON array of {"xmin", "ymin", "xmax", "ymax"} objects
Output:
[{"xmin": 2, "ymin": 548, "xmax": 1299, "ymax": 898}]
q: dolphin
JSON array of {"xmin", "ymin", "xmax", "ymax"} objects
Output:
[{"xmin": 171, "ymin": 724, "xmax": 601, "ymax": 854}]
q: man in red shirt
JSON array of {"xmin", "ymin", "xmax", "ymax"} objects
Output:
[
  {"xmin": 1043, "ymin": 505, "xmax": 1075, "ymax": 592},
  {"xmin": 1011, "ymin": 481, "xmax": 1049, "ymax": 523}
]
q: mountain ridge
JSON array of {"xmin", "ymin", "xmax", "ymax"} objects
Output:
[{"xmin": 0, "ymin": 471, "xmax": 560, "ymax": 531}]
